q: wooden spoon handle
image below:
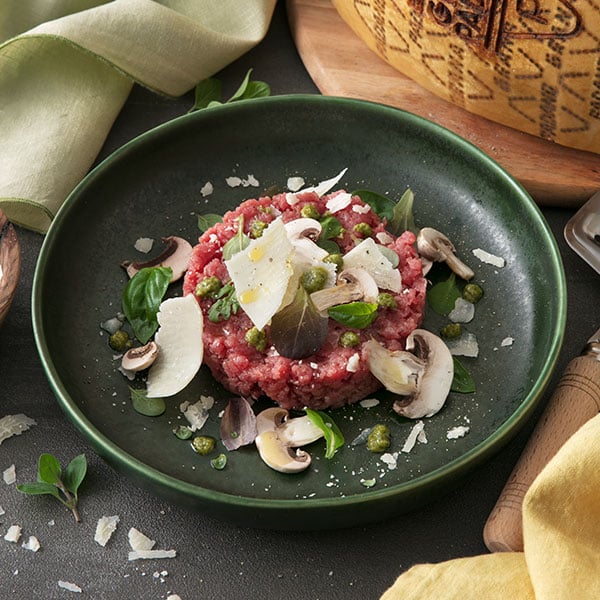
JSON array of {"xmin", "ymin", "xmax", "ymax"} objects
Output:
[{"xmin": 483, "ymin": 355, "xmax": 600, "ymax": 553}]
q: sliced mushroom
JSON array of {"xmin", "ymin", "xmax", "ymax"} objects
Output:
[
  {"xmin": 121, "ymin": 341, "xmax": 159, "ymax": 372},
  {"xmin": 284, "ymin": 218, "xmax": 322, "ymax": 242},
  {"xmin": 122, "ymin": 236, "xmax": 193, "ymax": 282},
  {"xmin": 417, "ymin": 227, "xmax": 474, "ymax": 280},
  {"xmin": 365, "ymin": 329, "xmax": 454, "ymax": 419},
  {"xmin": 255, "ymin": 407, "xmax": 323, "ymax": 473},
  {"xmin": 309, "ymin": 267, "xmax": 379, "ymax": 313}
]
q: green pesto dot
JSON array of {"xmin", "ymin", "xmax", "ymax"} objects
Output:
[
  {"xmin": 191, "ymin": 435, "xmax": 216, "ymax": 455},
  {"xmin": 300, "ymin": 266, "xmax": 329, "ymax": 293},
  {"xmin": 195, "ymin": 276, "xmax": 222, "ymax": 298},
  {"xmin": 300, "ymin": 204, "xmax": 320, "ymax": 220},
  {"xmin": 353, "ymin": 222, "xmax": 373, "ymax": 237},
  {"xmin": 109, "ymin": 330, "xmax": 132, "ymax": 352},
  {"xmin": 463, "ymin": 283, "xmax": 484, "ymax": 304},
  {"xmin": 323, "ymin": 253, "xmax": 343, "ymax": 271},
  {"xmin": 366, "ymin": 424, "xmax": 391, "ymax": 453},
  {"xmin": 249, "ymin": 220, "xmax": 268, "ymax": 239},
  {"xmin": 245, "ymin": 326, "xmax": 267, "ymax": 352},
  {"xmin": 339, "ymin": 331, "xmax": 360, "ymax": 348},
  {"xmin": 173, "ymin": 425, "xmax": 193, "ymax": 440},
  {"xmin": 440, "ymin": 322, "xmax": 462, "ymax": 339},
  {"xmin": 377, "ymin": 292, "xmax": 397, "ymax": 309}
]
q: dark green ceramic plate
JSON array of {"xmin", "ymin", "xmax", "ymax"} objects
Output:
[{"xmin": 33, "ymin": 96, "xmax": 565, "ymax": 529}]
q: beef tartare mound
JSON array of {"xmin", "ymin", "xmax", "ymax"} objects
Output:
[{"xmin": 183, "ymin": 189, "xmax": 427, "ymax": 410}]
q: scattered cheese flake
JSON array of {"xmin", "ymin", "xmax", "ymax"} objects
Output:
[
  {"xmin": 22, "ymin": 536, "xmax": 40, "ymax": 552},
  {"xmin": 4, "ymin": 525, "xmax": 22, "ymax": 543},
  {"xmin": 94, "ymin": 515, "xmax": 120, "ymax": 547},
  {"xmin": 128, "ymin": 549, "xmax": 177, "ymax": 561},
  {"xmin": 167, "ymin": 595, "xmax": 182, "ymax": 600},
  {"xmin": 447, "ymin": 426, "xmax": 470, "ymax": 439},
  {"xmin": 343, "ymin": 238, "xmax": 402, "ymax": 292},
  {"xmin": 0, "ymin": 506, "xmax": 4, "ymax": 516},
  {"xmin": 0, "ymin": 414, "xmax": 37, "ymax": 445},
  {"xmin": 225, "ymin": 176, "xmax": 242, "ymax": 187},
  {"xmin": 380, "ymin": 452, "xmax": 398, "ymax": 470},
  {"xmin": 128, "ymin": 527, "xmax": 156, "ymax": 552},
  {"xmin": 300, "ymin": 167, "xmax": 348, "ymax": 198},
  {"xmin": 58, "ymin": 581, "xmax": 82, "ymax": 593},
  {"xmin": 472, "ymin": 248, "xmax": 505, "ymax": 268},
  {"xmin": 352, "ymin": 203, "xmax": 371, "ymax": 214},
  {"xmin": 375, "ymin": 231, "xmax": 393, "ymax": 245},
  {"xmin": 242, "ymin": 174, "xmax": 259, "ymax": 187},
  {"xmin": 134, "ymin": 237, "xmax": 154, "ymax": 253},
  {"xmin": 359, "ymin": 398, "xmax": 380, "ymax": 409},
  {"xmin": 180, "ymin": 396, "xmax": 214, "ymax": 432},
  {"xmin": 287, "ymin": 176, "xmax": 305, "ymax": 192},
  {"xmin": 325, "ymin": 191, "xmax": 352, "ymax": 213},
  {"xmin": 448, "ymin": 297, "xmax": 475, "ymax": 323},
  {"xmin": 501, "ymin": 336, "xmax": 514, "ymax": 347},
  {"xmin": 200, "ymin": 181, "xmax": 214, "ymax": 197},
  {"xmin": 3, "ymin": 464, "xmax": 16, "ymax": 485},
  {"xmin": 417, "ymin": 428, "xmax": 428, "ymax": 444},
  {"xmin": 346, "ymin": 353, "xmax": 360, "ymax": 372},
  {"xmin": 445, "ymin": 332, "xmax": 479, "ymax": 357},
  {"xmin": 402, "ymin": 421, "xmax": 425, "ymax": 453}
]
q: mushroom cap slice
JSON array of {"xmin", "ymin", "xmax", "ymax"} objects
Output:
[
  {"xmin": 121, "ymin": 341, "xmax": 159, "ymax": 372},
  {"xmin": 393, "ymin": 329, "xmax": 454, "ymax": 419},
  {"xmin": 124, "ymin": 236, "xmax": 193, "ymax": 283},
  {"xmin": 255, "ymin": 431, "xmax": 312, "ymax": 473}
]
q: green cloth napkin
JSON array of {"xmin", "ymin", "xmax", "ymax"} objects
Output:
[{"xmin": 0, "ymin": 0, "xmax": 277, "ymax": 233}]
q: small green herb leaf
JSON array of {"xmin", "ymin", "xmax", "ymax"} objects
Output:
[
  {"xmin": 130, "ymin": 387, "xmax": 166, "ymax": 417},
  {"xmin": 122, "ymin": 266, "xmax": 172, "ymax": 344},
  {"xmin": 427, "ymin": 272, "xmax": 461, "ymax": 315},
  {"xmin": 197, "ymin": 213, "xmax": 223, "ymax": 232},
  {"xmin": 328, "ymin": 302, "xmax": 378, "ymax": 329},
  {"xmin": 189, "ymin": 77, "xmax": 222, "ymax": 112},
  {"xmin": 388, "ymin": 188, "xmax": 417, "ymax": 236},
  {"xmin": 207, "ymin": 281, "xmax": 240, "ymax": 322},
  {"xmin": 17, "ymin": 482, "xmax": 60, "ymax": 499},
  {"xmin": 37, "ymin": 453, "xmax": 61, "ymax": 485},
  {"xmin": 228, "ymin": 69, "xmax": 270, "ymax": 102},
  {"xmin": 304, "ymin": 409, "xmax": 345, "ymax": 459},
  {"xmin": 451, "ymin": 358, "xmax": 476, "ymax": 393},
  {"xmin": 270, "ymin": 286, "xmax": 329, "ymax": 359},
  {"xmin": 62, "ymin": 454, "xmax": 88, "ymax": 498},
  {"xmin": 222, "ymin": 216, "xmax": 250, "ymax": 260},
  {"xmin": 319, "ymin": 215, "xmax": 344, "ymax": 241},
  {"xmin": 17, "ymin": 453, "xmax": 87, "ymax": 522}
]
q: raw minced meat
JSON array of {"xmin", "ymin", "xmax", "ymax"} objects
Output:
[{"xmin": 183, "ymin": 190, "xmax": 427, "ymax": 410}]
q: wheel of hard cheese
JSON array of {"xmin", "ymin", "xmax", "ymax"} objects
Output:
[{"xmin": 332, "ymin": 0, "xmax": 600, "ymax": 155}]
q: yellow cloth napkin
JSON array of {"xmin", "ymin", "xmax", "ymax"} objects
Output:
[
  {"xmin": 380, "ymin": 413, "xmax": 600, "ymax": 599},
  {"xmin": 0, "ymin": 0, "xmax": 277, "ymax": 233}
]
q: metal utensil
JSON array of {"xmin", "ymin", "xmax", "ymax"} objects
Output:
[
  {"xmin": 483, "ymin": 194, "xmax": 600, "ymax": 552},
  {"xmin": 564, "ymin": 190, "xmax": 600, "ymax": 275}
]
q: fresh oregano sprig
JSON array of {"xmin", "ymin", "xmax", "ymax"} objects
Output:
[{"xmin": 17, "ymin": 453, "xmax": 87, "ymax": 522}]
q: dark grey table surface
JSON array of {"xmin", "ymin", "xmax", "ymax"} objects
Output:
[{"xmin": 1, "ymin": 4, "xmax": 599, "ymax": 599}]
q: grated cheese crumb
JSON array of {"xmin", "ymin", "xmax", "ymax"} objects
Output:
[
  {"xmin": 128, "ymin": 549, "xmax": 176, "ymax": 561},
  {"xmin": 501, "ymin": 336, "xmax": 514, "ymax": 347},
  {"xmin": 94, "ymin": 515, "xmax": 120, "ymax": 547},
  {"xmin": 133, "ymin": 237, "xmax": 154, "ymax": 253},
  {"xmin": 4, "ymin": 525, "xmax": 22, "ymax": 543},
  {"xmin": 346, "ymin": 353, "xmax": 360, "ymax": 373},
  {"xmin": 128, "ymin": 527, "xmax": 156, "ymax": 552},
  {"xmin": 359, "ymin": 398, "xmax": 379, "ymax": 409},
  {"xmin": 447, "ymin": 426, "xmax": 470, "ymax": 439},
  {"xmin": 3, "ymin": 464, "xmax": 16, "ymax": 485},
  {"xmin": 180, "ymin": 396, "xmax": 214, "ymax": 431},
  {"xmin": 402, "ymin": 421, "xmax": 425, "ymax": 453},
  {"xmin": 0, "ymin": 414, "xmax": 37, "ymax": 445},
  {"xmin": 287, "ymin": 176, "xmax": 305, "ymax": 192},
  {"xmin": 472, "ymin": 248, "xmax": 505, "ymax": 268},
  {"xmin": 58, "ymin": 581, "xmax": 82, "ymax": 593},
  {"xmin": 200, "ymin": 181, "xmax": 214, "ymax": 197},
  {"xmin": 225, "ymin": 176, "xmax": 242, "ymax": 187},
  {"xmin": 22, "ymin": 535, "xmax": 40, "ymax": 552}
]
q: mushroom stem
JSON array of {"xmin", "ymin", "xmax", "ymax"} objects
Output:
[
  {"xmin": 417, "ymin": 227, "xmax": 474, "ymax": 280},
  {"xmin": 309, "ymin": 281, "xmax": 363, "ymax": 313}
]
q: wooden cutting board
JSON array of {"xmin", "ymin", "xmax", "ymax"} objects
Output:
[{"xmin": 287, "ymin": 0, "xmax": 600, "ymax": 207}]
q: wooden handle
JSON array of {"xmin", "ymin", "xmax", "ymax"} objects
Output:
[{"xmin": 483, "ymin": 355, "xmax": 600, "ymax": 553}]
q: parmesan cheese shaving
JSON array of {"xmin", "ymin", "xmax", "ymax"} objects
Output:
[
  {"xmin": 3, "ymin": 464, "xmax": 16, "ymax": 485},
  {"xmin": 225, "ymin": 217, "xmax": 294, "ymax": 330},
  {"xmin": 0, "ymin": 414, "xmax": 37, "ymax": 445},
  {"xmin": 343, "ymin": 238, "xmax": 402, "ymax": 292},
  {"xmin": 180, "ymin": 396, "xmax": 214, "ymax": 431},
  {"xmin": 58, "ymin": 581, "xmax": 82, "ymax": 593},
  {"xmin": 472, "ymin": 248, "xmax": 505, "ymax": 268},
  {"xmin": 200, "ymin": 181, "xmax": 214, "ymax": 197},
  {"xmin": 447, "ymin": 426, "xmax": 470, "ymax": 439},
  {"xmin": 4, "ymin": 525, "xmax": 22, "ymax": 543},
  {"xmin": 128, "ymin": 527, "xmax": 156, "ymax": 552},
  {"xmin": 325, "ymin": 191, "xmax": 352, "ymax": 213},
  {"xmin": 402, "ymin": 421, "xmax": 425, "ymax": 453},
  {"xmin": 128, "ymin": 549, "xmax": 176, "ymax": 561},
  {"xmin": 22, "ymin": 536, "xmax": 41, "ymax": 552},
  {"xmin": 94, "ymin": 515, "xmax": 120, "ymax": 547},
  {"xmin": 133, "ymin": 237, "xmax": 154, "ymax": 253}
]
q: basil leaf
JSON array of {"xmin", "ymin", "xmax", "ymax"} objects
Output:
[
  {"xmin": 304, "ymin": 409, "xmax": 344, "ymax": 459},
  {"xmin": 352, "ymin": 189, "xmax": 396, "ymax": 221},
  {"xmin": 427, "ymin": 273, "xmax": 461, "ymax": 316},
  {"xmin": 189, "ymin": 77, "xmax": 222, "ymax": 112},
  {"xmin": 37, "ymin": 453, "xmax": 61, "ymax": 485},
  {"xmin": 228, "ymin": 68, "xmax": 254, "ymax": 102},
  {"xmin": 388, "ymin": 188, "xmax": 417, "ymax": 236},
  {"xmin": 328, "ymin": 302, "xmax": 378, "ymax": 329},
  {"xmin": 197, "ymin": 213, "xmax": 223, "ymax": 232},
  {"xmin": 122, "ymin": 266, "xmax": 172, "ymax": 344},
  {"xmin": 319, "ymin": 215, "xmax": 344, "ymax": 240},
  {"xmin": 130, "ymin": 387, "xmax": 166, "ymax": 417},
  {"xmin": 62, "ymin": 454, "xmax": 87, "ymax": 498},
  {"xmin": 270, "ymin": 286, "xmax": 329, "ymax": 359},
  {"xmin": 228, "ymin": 69, "xmax": 270, "ymax": 103},
  {"xmin": 451, "ymin": 358, "xmax": 476, "ymax": 393}
]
